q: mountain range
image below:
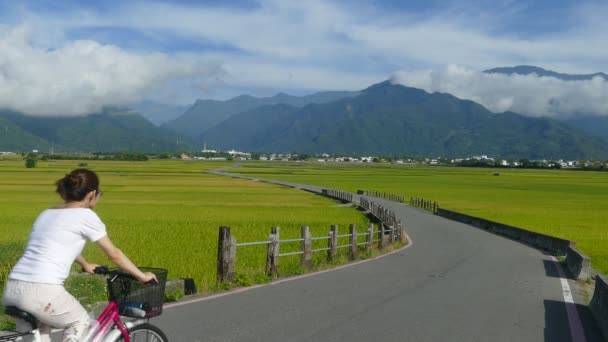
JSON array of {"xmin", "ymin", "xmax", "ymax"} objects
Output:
[
  {"xmin": 1, "ymin": 65, "xmax": 608, "ymax": 159},
  {"xmin": 0, "ymin": 108, "xmax": 195, "ymax": 153},
  {"xmin": 162, "ymin": 91, "xmax": 357, "ymax": 140},
  {"xmin": 201, "ymin": 81, "xmax": 608, "ymax": 159}
]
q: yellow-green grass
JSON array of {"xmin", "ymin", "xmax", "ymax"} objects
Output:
[
  {"xmin": 232, "ymin": 162, "xmax": 608, "ymax": 274},
  {"xmin": 0, "ymin": 159, "xmax": 369, "ymax": 296}
]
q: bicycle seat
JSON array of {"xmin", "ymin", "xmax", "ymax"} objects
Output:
[{"xmin": 4, "ymin": 306, "xmax": 38, "ymax": 329}]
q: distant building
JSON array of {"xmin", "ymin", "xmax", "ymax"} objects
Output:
[
  {"xmin": 227, "ymin": 149, "xmax": 251, "ymax": 158},
  {"xmin": 180, "ymin": 153, "xmax": 191, "ymax": 160},
  {"xmin": 201, "ymin": 142, "xmax": 217, "ymax": 154}
]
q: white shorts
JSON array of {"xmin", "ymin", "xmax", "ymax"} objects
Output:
[{"xmin": 2, "ymin": 279, "xmax": 90, "ymax": 342}]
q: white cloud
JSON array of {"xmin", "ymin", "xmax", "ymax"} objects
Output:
[
  {"xmin": 2, "ymin": 1, "xmax": 608, "ymax": 112},
  {"xmin": 391, "ymin": 65, "xmax": 608, "ymax": 118},
  {"xmin": 0, "ymin": 26, "xmax": 222, "ymax": 116}
]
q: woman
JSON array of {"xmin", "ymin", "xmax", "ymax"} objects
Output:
[{"xmin": 2, "ymin": 169, "xmax": 156, "ymax": 342}]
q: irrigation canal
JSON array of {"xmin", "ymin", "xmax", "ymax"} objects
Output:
[{"xmin": 151, "ymin": 169, "xmax": 603, "ymax": 342}]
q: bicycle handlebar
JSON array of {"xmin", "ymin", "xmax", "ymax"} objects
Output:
[
  {"xmin": 93, "ymin": 265, "xmax": 110, "ymax": 275},
  {"xmin": 93, "ymin": 265, "xmax": 158, "ymax": 284}
]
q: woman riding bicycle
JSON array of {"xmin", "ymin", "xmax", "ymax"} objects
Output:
[{"xmin": 2, "ymin": 168, "xmax": 157, "ymax": 342}]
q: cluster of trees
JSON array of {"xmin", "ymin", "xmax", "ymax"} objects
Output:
[
  {"xmin": 21, "ymin": 152, "xmax": 149, "ymax": 167},
  {"xmin": 581, "ymin": 161, "xmax": 608, "ymax": 171},
  {"xmin": 24, "ymin": 153, "xmax": 37, "ymax": 168}
]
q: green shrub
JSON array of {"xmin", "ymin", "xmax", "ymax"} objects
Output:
[
  {"xmin": 64, "ymin": 274, "xmax": 107, "ymax": 312},
  {"xmin": 164, "ymin": 287, "xmax": 185, "ymax": 303},
  {"xmin": 233, "ymin": 273, "xmax": 253, "ymax": 287},
  {"xmin": 0, "ymin": 314, "xmax": 16, "ymax": 331},
  {"xmin": 24, "ymin": 154, "xmax": 37, "ymax": 168}
]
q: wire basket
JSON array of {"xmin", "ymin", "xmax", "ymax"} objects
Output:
[{"xmin": 107, "ymin": 268, "xmax": 168, "ymax": 318}]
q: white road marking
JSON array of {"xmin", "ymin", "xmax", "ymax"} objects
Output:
[{"xmin": 551, "ymin": 256, "xmax": 587, "ymax": 342}]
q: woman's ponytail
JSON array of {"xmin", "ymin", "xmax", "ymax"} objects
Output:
[{"xmin": 55, "ymin": 169, "xmax": 100, "ymax": 202}]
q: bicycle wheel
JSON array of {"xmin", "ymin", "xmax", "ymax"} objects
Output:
[{"xmin": 112, "ymin": 323, "xmax": 168, "ymax": 342}]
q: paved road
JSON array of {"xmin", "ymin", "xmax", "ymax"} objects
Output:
[{"xmin": 151, "ymin": 170, "xmax": 603, "ymax": 342}]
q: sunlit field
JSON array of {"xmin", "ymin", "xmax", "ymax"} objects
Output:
[
  {"xmin": 231, "ymin": 161, "xmax": 608, "ymax": 274},
  {"xmin": 0, "ymin": 159, "xmax": 369, "ymax": 296}
]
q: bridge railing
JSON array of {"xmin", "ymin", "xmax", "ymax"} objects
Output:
[
  {"xmin": 409, "ymin": 197, "xmax": 439, "ymax": 213},
  {"xmin": 356, "ymin": 190, "xmax": 404, "ymax": 203},
  {"xmin": 354, "ymin": 189, "xmax": 439, "ymax": 214}
]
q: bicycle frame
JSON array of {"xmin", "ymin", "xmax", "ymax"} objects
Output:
[
  {"xmin": 83, "ymin": 300, "xmax": 146, "ymax": 342},
  {"xmin": 5, "ymin": 302, "xmax": 142, "ymax": 342}
]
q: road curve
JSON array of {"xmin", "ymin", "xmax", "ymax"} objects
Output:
[{"xmin": 151, "ymin": 169, "xmax": 602, "ymax": 342}]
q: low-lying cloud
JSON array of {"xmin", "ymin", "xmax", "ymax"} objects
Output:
[
  {"xmin": 391, "ymin": 65, "xmax": 608, "ymax": 118},
  {"xmin": 0, "ymin": 26, "xmax": 221, "ymax": 116}
]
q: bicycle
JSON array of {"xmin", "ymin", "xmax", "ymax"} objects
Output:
[{"xmin": 2, "ymin": 266, "xmax": 169, "ymax": 342}]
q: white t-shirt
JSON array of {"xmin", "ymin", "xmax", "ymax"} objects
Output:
[{"xmin": 9, "ymin": 208, "xmax": 107, "ymax": 285}]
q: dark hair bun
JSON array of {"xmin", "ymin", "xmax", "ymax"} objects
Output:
[{"xmin": 55, "ymin": 169, "xmax": 100, "ymax": 202}]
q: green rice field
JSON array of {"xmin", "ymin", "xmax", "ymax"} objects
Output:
[
  {"xmin": 232, "ymin": 162, "xmax": 608, "ymax": 275},
  {"xmin": 0, "ymin": 159, "xmax": 370, "ymax": 297}
]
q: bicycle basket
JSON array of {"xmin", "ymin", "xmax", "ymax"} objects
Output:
[{"xmin": 107, "ymin": 268, "xmax": 168, "ymax": 318}]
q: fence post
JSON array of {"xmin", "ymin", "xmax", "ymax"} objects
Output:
[
  {"xmin": 378, "ymin": 224, "xmax": 384, "ymax": 250},
  {"xmin": 399, "ymin": 220, "xmax": 407, "ymax": 244},
  {"xmin": 217, "ymin": 226, "xmax": 235, "ymax": 283},
  {"xmin": 349, "ymin": 224, "xmax": 357, "ymax": 260},
  {"xmin": 366, "ymin": 223, "xmax": 373, "ymax": 253},
  {"xmin": 266, "ymin": 227, "xmax": 280, "ymax": 278},
  {"xmin": 328, "ymin": 225, "xmax": 338, "ymax": 262},
  {"xmin": 301, "ymin": 226, "xmax": 312, "ymax": 270}
]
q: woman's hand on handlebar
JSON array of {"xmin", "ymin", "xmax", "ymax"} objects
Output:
[
  {"xmin": 83, "ymin": 263, "xmax": 101, "ymax": 275},
  {"xmin": 137, "ymin": 271, "xmax": 158, "ymax": 284}
]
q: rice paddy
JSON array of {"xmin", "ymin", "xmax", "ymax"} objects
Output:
[{"xmin": 0, "ymin": 159, "xmax": 370, "ymax": 297}]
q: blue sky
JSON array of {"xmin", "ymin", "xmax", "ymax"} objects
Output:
[{"xmin": 1, "ymin": 0, "xmax": 608, "ymax": 116}]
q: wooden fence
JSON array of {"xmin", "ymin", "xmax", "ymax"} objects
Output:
[
  {"xmin": 217, "ymin": 191, "xmax": 405, "ymax": 283},
  {"xmin": 322, "ymin": 189, "xmax": 353, "ymax": 202},
  {"xmin": 410, "ymin": 197, "xmax": 439, "ymax": 213},
  {"xmin": 217, "ymin": 221, "xmax": 405, "ymax": 282},
  {"xmin": 357, "ymin": 190, "xmax": 404, "ymax": 203},
  {"xmin": 354, "ymin": 188, "xmax": 439, "ymax": 214}
]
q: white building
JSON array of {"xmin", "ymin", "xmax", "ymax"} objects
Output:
[{"xmin": 227, "ymin": 149, "xmax": 251, "ymax": 158}]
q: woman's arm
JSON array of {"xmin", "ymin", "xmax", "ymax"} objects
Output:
[
  {"xmin": 95, "ymin": 236, "xmax": 157, "ymax": 283},
  {"xmin": 75, "ymin": 255, "xmax": 99, "ymax": 274}
]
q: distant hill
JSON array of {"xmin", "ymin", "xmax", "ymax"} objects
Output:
[
  {"xmin": 484, "ymin": 65, "xmax": 608, "ymax": 81},
  {"xmin": 0, "ymin": 109, "xmax": 196, "ymax": 153},
  {"xmin": 0, "ymin": 115, "xmax": 55, "ymax": 152},
  {"xmin": 565, "ymin": 115, "xmax": 608, "ymax": 142},
  {"xmin": 130, "ymin": 101, "xmax": 188, "ymax": 126},
  {"xmin": 202, "ymin": 81, "xmax": 608, "ymax": 159},
  {"xmin": 164, "ymin": 91, "xmax": 357, "ymax": 140}
]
